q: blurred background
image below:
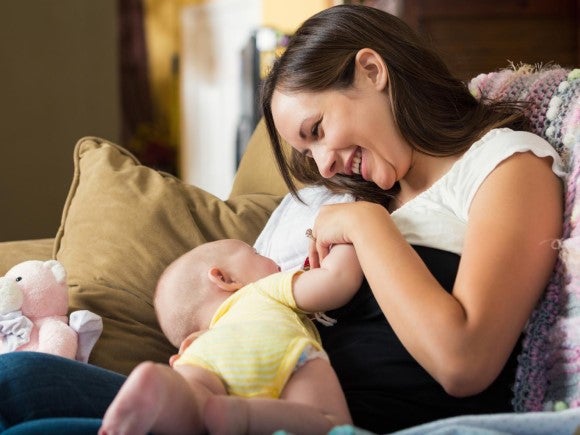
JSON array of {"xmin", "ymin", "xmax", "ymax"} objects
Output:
[{"xmin": 0, "ymin": 0, "xmax": 578, "ymax": 241}]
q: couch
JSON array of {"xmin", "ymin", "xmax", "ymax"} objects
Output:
[{"xmin": 0, "ymin": 65, "xmax": 578, "ymax": 434}]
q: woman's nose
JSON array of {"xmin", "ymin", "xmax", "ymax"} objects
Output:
[{"xmin": 312, "ymin": 148, "xmax": 337, "ymax": 178}]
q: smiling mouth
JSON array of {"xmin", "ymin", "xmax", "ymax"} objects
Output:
[{"xmin": 352, "ymin": 148, "xmax": 362, "ymax": 175}]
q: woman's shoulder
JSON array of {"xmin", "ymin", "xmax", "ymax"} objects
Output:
[
  {"xmin": 435, "ymin": 127, "xmax": 563, "ymax": 220},
  {"xmin": 465, "ymin": 128, "xmax": 564, "ymax": 177},
  {"xmin": 452, "ymin": 128, "xmax": 564, "ymax": 203}
]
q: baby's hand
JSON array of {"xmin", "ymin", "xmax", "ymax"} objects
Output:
[
  {"xmin": 168, "ymin": 353, "xmax": 180, "ymax": 367},
  {"xmin": 169, "ymin": 330, "xmax": 207, "ymax": 367}
]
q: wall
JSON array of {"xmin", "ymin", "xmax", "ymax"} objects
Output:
[
  {"xmin": 0, "ymin": 1, "xmax": 120, "ymax": 241},
  {"xmin": 180, "ymin": 0, "xmax": 331, "ymax": 199},
  {"xmin": 181, "ymin": 0, "xmax": 262, "ymax": 199},
  {"xmin": 262, "ymin": 0, "xmax": 331, "ymax": 33}
]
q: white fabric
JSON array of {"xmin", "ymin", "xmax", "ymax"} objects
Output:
[
  {"xmin": 69, "ymin": 309, "xmax": 103, "ymax": 363},
  {"xmin": 254, "ymin": 185, "xmax": 354, "ymax": 271},
  {"xmin": 0, "ymin": 310, "xmax": 33, "ymax": 353},
  {"xmin": 391, "ymin": 406, "xmax": 580, "ymax": 435},
  {"xmin": 254, "ymin": 129, "xmax": 564, "ymax": 261},
  {"xmin": 391, "ymin": 129, "xmax": 565, "ymax": 255}
]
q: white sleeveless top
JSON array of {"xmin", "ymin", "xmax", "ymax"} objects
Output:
[{"xmin": 390, "ymin": 128, "xmax": 565, "ymax": 255}]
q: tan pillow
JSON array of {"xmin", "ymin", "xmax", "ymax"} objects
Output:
[
  {"xmin": 230, "ymin": 119, "xmax": 295, "ymax": 198},
  {"xmin": 54, "ymin": 137, "xmax": 283, "ymax": 375}
]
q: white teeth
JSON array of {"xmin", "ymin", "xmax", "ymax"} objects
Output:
[
  {"xmin": 352, "ymin": 148, "xmax": 361, "ymax": 175},
  {"xmin": 352, "ymin": 157, "xmax": 361, "ymax": 174}
]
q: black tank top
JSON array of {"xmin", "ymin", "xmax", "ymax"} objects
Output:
[{"xmin": 316, "ymin": 246, "xmax": 519, "ymax": 433}]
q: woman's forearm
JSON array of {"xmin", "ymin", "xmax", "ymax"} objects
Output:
[{"xmin": 346, "ymin": 202, "xmax": 485, "ymax": 395}]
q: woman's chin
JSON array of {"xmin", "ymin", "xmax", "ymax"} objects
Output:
[
  {"xmin": 361, "ymin": 167, "xmax": 393, "ymax": 190},
  {"xmin": 372, "ymin": 177, "xmax": 396, "ymax": 191}
]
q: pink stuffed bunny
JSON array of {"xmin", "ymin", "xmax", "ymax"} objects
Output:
[{"xmin": 0, "ymin": 260, "xmax": 78, "ymax": 359}]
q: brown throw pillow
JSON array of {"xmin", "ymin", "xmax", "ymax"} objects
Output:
[{"xmin": 54, "ymin": 137, "xmax": 282, "ymax": 375}]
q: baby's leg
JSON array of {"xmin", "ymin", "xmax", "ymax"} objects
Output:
[
  {"xmin": 99, "ymin": 361, "xmax": 225, "ymax": 435},
  {"xmin": 205, "ymin": 357, "xmax": 351, "ymax": 435}
]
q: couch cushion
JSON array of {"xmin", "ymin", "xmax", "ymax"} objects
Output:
[
  {"xmin": 0, "ymin": 239, "xmax": 54, "ymax": 275},
  {"xmin": 54, "ymin": 137, "xmax": 283, "ymax": 375},
  {"xmin": 230, "ymin": 119, "xmax": 291, "ymax": 198}
]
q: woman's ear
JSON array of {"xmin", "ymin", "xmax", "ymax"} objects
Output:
[
  {"xmin": 354, "ymin": 48, "xmax": 388, "ymax": 91},
  {"xmin": 207, "ymin": 267, "xmax": 243, "ymax": 292}
]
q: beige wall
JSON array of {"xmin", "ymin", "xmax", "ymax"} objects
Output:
[
  {"xmin": 0, "ymin": 1, "xmax": 120, "ymax": 241},
  {"xmin": 263, "ymin": 0, "xmax": 331, "ymax": 33},
  {"xmin": 180, "ymin": 0, "xmax": 332, "ymax": 198}
]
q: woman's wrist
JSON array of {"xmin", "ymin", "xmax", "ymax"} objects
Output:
[{"xmin": 348, "ymin": 201, "xmax": 393, "ymax": 246}]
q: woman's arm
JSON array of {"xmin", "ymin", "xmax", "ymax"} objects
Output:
[
  {"xmin": 292, "ymin": 244, "xmax": 363, "ymax": 313},
  {"xmin": 311, "ymin": 152, "xmax": 563, "ymax": 397}
]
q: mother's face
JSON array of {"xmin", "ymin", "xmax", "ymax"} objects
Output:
[{"xmin": 270, "ymin": 50, "xmax": 413, "ymax": 191}]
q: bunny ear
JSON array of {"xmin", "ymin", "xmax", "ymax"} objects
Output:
[{"xmin": 44, "ymin": 260, "xmax": 67, "ymax": 284}]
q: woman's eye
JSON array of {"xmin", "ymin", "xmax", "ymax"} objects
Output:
[{"xmin": 311, "ymin": 120, "xmax": 322, "ymax": 138}]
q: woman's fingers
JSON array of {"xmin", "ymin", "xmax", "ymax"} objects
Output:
[
  {"xmin": 308, "ymin": 240, "xmax": 321, "ymax": 269},
  {"xmin": 306, "ymin": 229, "xmax": 321, "ymax": 268},
  {"xmin": 316, "ymin": 242, "xmax": 331, "ymax": 264},
  {"xmin": 306, "ymin": 227, "xmax": 332, "ymax": 267}
]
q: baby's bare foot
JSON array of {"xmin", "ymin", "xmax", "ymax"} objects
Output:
[
  {"xmin": 99, "ymin": 362, "xmax": 165, "ymax": 435},
  {"xmin": 204, "ymin": 395, "xmax": 249, "ymax": 435}
]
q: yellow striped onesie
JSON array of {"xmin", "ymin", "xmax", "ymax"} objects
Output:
[{"xmin": 173, "ymin": 270, "xmax": 323, "ymax": 398}]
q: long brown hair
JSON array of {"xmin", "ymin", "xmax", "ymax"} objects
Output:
[{"xmin": 261, "ymin": 4, "xmax": 528, "ymax": 204}]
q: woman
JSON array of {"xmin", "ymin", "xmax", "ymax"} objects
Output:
[
  {"xmin": 260, "ymin": 4, "xmax": 564, "ymax": 433},
  {"xmin": 0, "ymin": 4, "xmax": 564, "ymax": 434}
]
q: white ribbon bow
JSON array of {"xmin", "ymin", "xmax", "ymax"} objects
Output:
[{"xmin": 0, "ymin": 310, "xmax": 33, "ymax": 353}]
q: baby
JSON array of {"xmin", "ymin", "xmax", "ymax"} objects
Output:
[{"xmin": 100, "ymin": 238, "xmax": 363, "ymax": 435}]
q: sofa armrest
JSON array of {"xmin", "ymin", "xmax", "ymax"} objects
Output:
[{"xmin": 0, "ymin": 239, "xmax": 54, "ymax": 274}]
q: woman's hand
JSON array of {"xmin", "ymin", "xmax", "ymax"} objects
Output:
[{"xmin": 308, "ymin": 201, "xmax": 389, "ymax": 268}]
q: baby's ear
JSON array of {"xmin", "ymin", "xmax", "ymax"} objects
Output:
[{"xmin": 207, "ymin": 267, "xmax": 243, "ymax": 292}]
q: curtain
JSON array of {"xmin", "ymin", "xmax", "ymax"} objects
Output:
[{"xmin": 117, "ymin": 0, "xmax": 177, "ymax": 174}]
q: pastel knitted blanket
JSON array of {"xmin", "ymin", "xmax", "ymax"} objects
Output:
[{"xmin": 469, "ymin": 64, "xmax": 580, "ymax": 412}]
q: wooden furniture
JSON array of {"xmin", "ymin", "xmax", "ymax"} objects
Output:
[{"xmin": 400, "ymin": 0, "xmax": 579, "ymax": 81}]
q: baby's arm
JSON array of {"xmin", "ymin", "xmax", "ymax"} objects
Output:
[{"xmin": 292, "ymin": 244, "xmax": 362, "ymax": 313}]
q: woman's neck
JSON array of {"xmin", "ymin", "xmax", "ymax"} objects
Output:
[{"xmin": 395, "ymin": 152, "xmax": 462, "ymax": 208}]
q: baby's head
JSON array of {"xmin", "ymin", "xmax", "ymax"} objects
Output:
[{"xmin": 155, "ymin": 239, "xmax": 280, "ymax": 347}]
